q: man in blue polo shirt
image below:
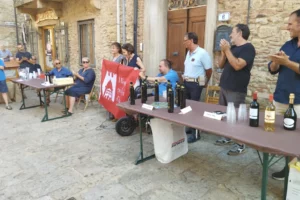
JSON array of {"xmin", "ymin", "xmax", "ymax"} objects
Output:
[
  {"xmin": 183, "ymin": 32, "xmax": 212, "ymax": 143},
  {"xmin": 49, "ymin": 59, "xmax": 73, "ymax": 78},
  {"xmin": 0, "ymin": 59, "xmax": 12, "ymax": 110},
  {"xmin": 268, "ymin": 9, "xmax": 300, "ymax": 181},
  {"xmin": 139, "ymin": 59, "xmax": 179, "ymax": 95}
]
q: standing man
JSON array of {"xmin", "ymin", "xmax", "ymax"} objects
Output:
[
  {"xmin": 214, "ymin": 24, "xmax": 256, "ymax": 155},
  {"xmin": 15, "ymin": 44, "xmax": 33, "ymax": 69},
  {"xmin": 0, "ymin": 44, "xmax": 12, "ymax": 61},
  {"xmin": 183, "ymin": 32, "xmax": 212, "ymax": 143},
  {"xmin": 0, "ymin": 59, "xmax": 12, "ymax": 110},
  {"xmin": 268, "ymin": 9, "xmax": 300, "ymax": 180}
]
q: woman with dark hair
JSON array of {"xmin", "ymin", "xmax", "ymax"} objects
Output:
[
  {"xmin": 121, "ymin": 43, "xmax": 145, "ymax": 72},
  {"xmin": 111, "ymin": 42, "xmax": 124, "ymax": 64}
]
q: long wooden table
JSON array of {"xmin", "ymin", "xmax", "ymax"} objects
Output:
[
  {"xmin": 117, "ymin": 97, "xmax": 300, "ymax": 200},
  {"xmin": 11, "ymin": 78, "xmax": 73, "ymax": 122}
]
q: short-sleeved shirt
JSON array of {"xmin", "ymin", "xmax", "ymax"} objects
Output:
[
  {"xmin": 0, "ymin": 49, "xmax": 12, "ymax": 59},
  {"xmin": 49, "ymin": 67, "xmax": 73, "ymax": 78},
  {"xmin": 184, "ymin": 46, "xmax": 212, "ymax": 78},
  {"xmin": 16, "ymin": 51, "xmax": 33, "ymax": 69},
  {"xmin": 113, "ymin": 54, "xmax": 125, "ymax": 64},
  {"xmin": 30, "ymin": 64, "xmax": 42, "ymax": 73},
  {"xmin": 0, "ymin": 59, "xmax": 6, "ymax": 81},
  {"xmin": 74, "ymin": 68, "xmax": 96, "ymax": 89},
  {"xmin": 268, "ymin": 38, "xmax": 300, "ymax": 104},
  {"xmin": 219, "ymin": 43, "xmax": 256, "ymax": 94},
  {"xmin": 157, "ymin": 69, "xmax": 179, "ymax": 96}
]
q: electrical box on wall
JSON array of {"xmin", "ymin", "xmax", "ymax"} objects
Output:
[{"xmin": 214, "ymin": 25, "xmax": 232, "ymax": 51}]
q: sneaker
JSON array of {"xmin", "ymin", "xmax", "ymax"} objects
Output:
[
  {"xmin": 227, "ymin": 144, "xmax": 246, "ymax": 156},
  {"xmin": 272, "ymin": 167, "xmax": 286, "ymax": 181},
  {"xmin": 188, "ymin": 132, "xmax": 201, "ymax": 143},
  {"xmin": 5, "ymin": 105, "xmax": 12, "ymax": 110},
  {"xmin": 215, "ymin": 137, "xmax": 233, "ymax": 146}
]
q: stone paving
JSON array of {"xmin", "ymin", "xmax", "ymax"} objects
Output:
[{"xmin": 0, "ymin": 90, "xmax": 285, "ymax": 200}]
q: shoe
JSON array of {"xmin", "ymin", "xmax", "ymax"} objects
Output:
[
  {"xmin": 5, "ymin": 105, "xmax": 12, "ymax": 110},
  {"xmin": 227, "ymin": 144, "xmax": 246, "ymax": 156},
  {"xmin": 188, "ymin": 132, "xmax": 201, "ymax": 143},
  {"xmin": 272, "ymin": 167, "xmax": 286, "ymax": 181},
  {"xmin": 66, "ymin": 111, "xmax": 73, "ymax": 116},
  {"xmin": 215, "ymin": 137, "xmax": 233, "ymax": 146}
]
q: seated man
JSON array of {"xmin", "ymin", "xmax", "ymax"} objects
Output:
[
  {"xmin": 43, "ymin": 59, "xmax": 72, "ymax": 105},
  {"xmin": 29, "ymin": 56, "xmax": 42, "ymax": 73},
  {"xmin": 0, "ymin": 44, "xmax": 12, "ymax": 62},
  {"xmin": 64, "ymin": 57, "xmax": 95, "ymax": 115},
  {"xmin": 0, "ymin": 59, "xmax": 12, "ymax": 110},
  {"xmin": 49, "ymin": 59, "xmax": 72, "ymax": 78},
  {"xmin": 139, "ymin": 59, "xmax": 179, "ymax": 95}
]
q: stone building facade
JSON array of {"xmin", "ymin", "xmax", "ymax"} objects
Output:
[
  {"xmin": 0, "ymin": 0, "xmax": 26, "ymax": 56},
  {"xmin": 15, "ymin": 0, "xmax": 300, "ymax": 106},
  {"xmin": 215, "ymin": 0, "xmax": 300, "ymax": 104}
]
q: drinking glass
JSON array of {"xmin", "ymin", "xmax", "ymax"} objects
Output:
[
  {"xmin": 238, "ymin": 104, "xmax": 248, "ymax": 123},
  {"xmin": 226, "ymin": 102, "xmax": 236, "ymax": 124}
]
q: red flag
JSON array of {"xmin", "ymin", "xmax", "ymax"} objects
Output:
[{"xmin": 99, "ymin": 59, "xmax": 140, "ymax": 119}]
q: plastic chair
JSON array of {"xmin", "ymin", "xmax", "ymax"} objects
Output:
[{"xmin": 205, "ymin": 85, "xmax": 220, "ymax": 104}]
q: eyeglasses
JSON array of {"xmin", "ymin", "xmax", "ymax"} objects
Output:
[
  {"xmin": 55, "ymin": 62, "xmax": 60, "ymax": 65},
  {"xmin": 82, "ymin": 61, "xmax": 89, "ymax": 64},
  {"xmin": 32, "ymin": 58, "xmax": 36, "ymax": 60}
]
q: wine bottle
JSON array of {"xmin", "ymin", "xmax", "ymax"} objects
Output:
[
  {"xmin": 167, "ymin": 88, "xmax": 174, "ymax": 113},
  {"xmin": 180, "ymin": 85, "xmax": 186, "ymax": 109},
  {"xmin": 141, "ymin": 81, "xmax": 147, "ymax": 103},
  {"xmin": 284, "ymin": 93, "xmax": 297, "ymax": 130},
  {"xmin": 154, "ymin": 80, "xmax": 159, "ymax": 102},
  {"xmin": 175, "ymin": 82, "xmax": 181, "ymax": 106},
  {"xmin": 249, "ymin": 91, "xmax": 259, "ymax": 127},
  {"xmin": 129, "ymin": 82, "xmax": 135, "ymax": 105},
  {"xmin": 264, "ymin": 94, "xmax": 276, "ymax": 132},
  {"xmin": 166, "ymin": 80, "xmax": 171, "ymax": 92}
]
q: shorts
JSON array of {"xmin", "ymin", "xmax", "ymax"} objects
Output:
[{"xmin": 0, "ymin": 80, "xmax": 8, "ymax": 93}]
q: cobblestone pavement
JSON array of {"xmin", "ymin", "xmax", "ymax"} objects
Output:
[{"xmin": 0, "ymin": 90, "xmax": 285, "ymax": 200}]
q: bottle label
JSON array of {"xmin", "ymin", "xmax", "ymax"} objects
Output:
[
  {"xmin": 249, "ymin": 108, "xmax": 258, "ymax": 119},
  {"xmin": 264, "ymin": 111, "xmax": 275, "ymax": 123},
  {"xmin": 284, "ymin": 118, "xmax": 295, "ymax": 128}
]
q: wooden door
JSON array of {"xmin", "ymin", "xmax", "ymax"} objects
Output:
[
  {"xmin": 188, "ymin": 7, "xmax": 206, "ymax": 48},
  {"xmin": 167, "ymin": 6, "xmax": 206, "ymax": 76},
  {"xmin": 41, "ymin": 26, "xmax": 56, "ymax": 71},
  {"xmin": 167, "ymin": 9, "xmax": 187, "ymax": 74}
]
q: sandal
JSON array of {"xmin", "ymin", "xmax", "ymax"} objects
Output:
[{"xmin": 6, "ymin": 105, "xmax": 12, "ymax": 110}]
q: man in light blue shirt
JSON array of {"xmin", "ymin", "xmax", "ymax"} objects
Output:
[
  {"xmin": 0, "ymin": 45, "xmax": 12, "ymax": 62},
  {"xmin": 183, "ymin": 32, "xmax": 212, "ymax": 143},
  {"xmin": 49, "ymin": 59, "xmax": 73, "ymax": 78},
  {"xmin": 139, "ymin": 59, "xmax": 179, "ymax": 95}
]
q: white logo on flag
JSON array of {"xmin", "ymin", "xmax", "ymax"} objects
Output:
[{"xmin": 102, "ymin": 71, "xmax": 117, "ymax": 102}]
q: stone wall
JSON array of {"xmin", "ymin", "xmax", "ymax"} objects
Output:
[
  {"xmin": 0, "ymin": 0, "xmax": 25, "ymax": 56},
  {"xmin": 215, "ymin": 0, "xmax": 300, "ymax": 105},
  {"xmin": 60, "ymin": 0, "xmax": 144, "ymax": 84}
]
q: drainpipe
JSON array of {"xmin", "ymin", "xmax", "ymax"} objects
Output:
[
  {"xmin": 117, "ymin": 0, "xmax": 120, "ymax": 43},
  {"xmin": 247, "ymin": 0, "xmax": 251, "ymax": 25},
  {"xmin": 13, "ymin": 0, "xmax": 20, "ymax": 44},
  {"xmin": 133, "ymin": 0, "xmax": 138, "ymax": 51},
  {"xmin": 122, "ymin": 0, "xmax": 126, "ymax": 44}
]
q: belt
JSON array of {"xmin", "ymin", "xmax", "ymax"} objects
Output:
[{"xmin": 184, "ymin": 77, "xmax": 198, "ymax": 82}]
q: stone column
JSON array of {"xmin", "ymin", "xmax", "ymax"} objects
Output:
[{"xmin": 143, "ymin": 0, "xmax": 168, "ymax": 76}]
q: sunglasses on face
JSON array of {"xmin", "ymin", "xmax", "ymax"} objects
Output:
[
  {"xmin": 55, "ymin": 62, "xmax": 60, "ymax": 65},
  {"xmin": 32, "ymin": 59, "xmax": 36, "ymax": 60},
  {"xmin": 82, "ymin": 61, "xmax": 89, "ymax": 64}
]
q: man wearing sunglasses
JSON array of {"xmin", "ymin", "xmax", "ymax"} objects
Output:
[
  {"xmin": 48, "ymin": 59, "xmax": 73, "ymax": 78},
  {"xmin": 29, "ymin": 56, "xmax": 42, "ymax": 73}
]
